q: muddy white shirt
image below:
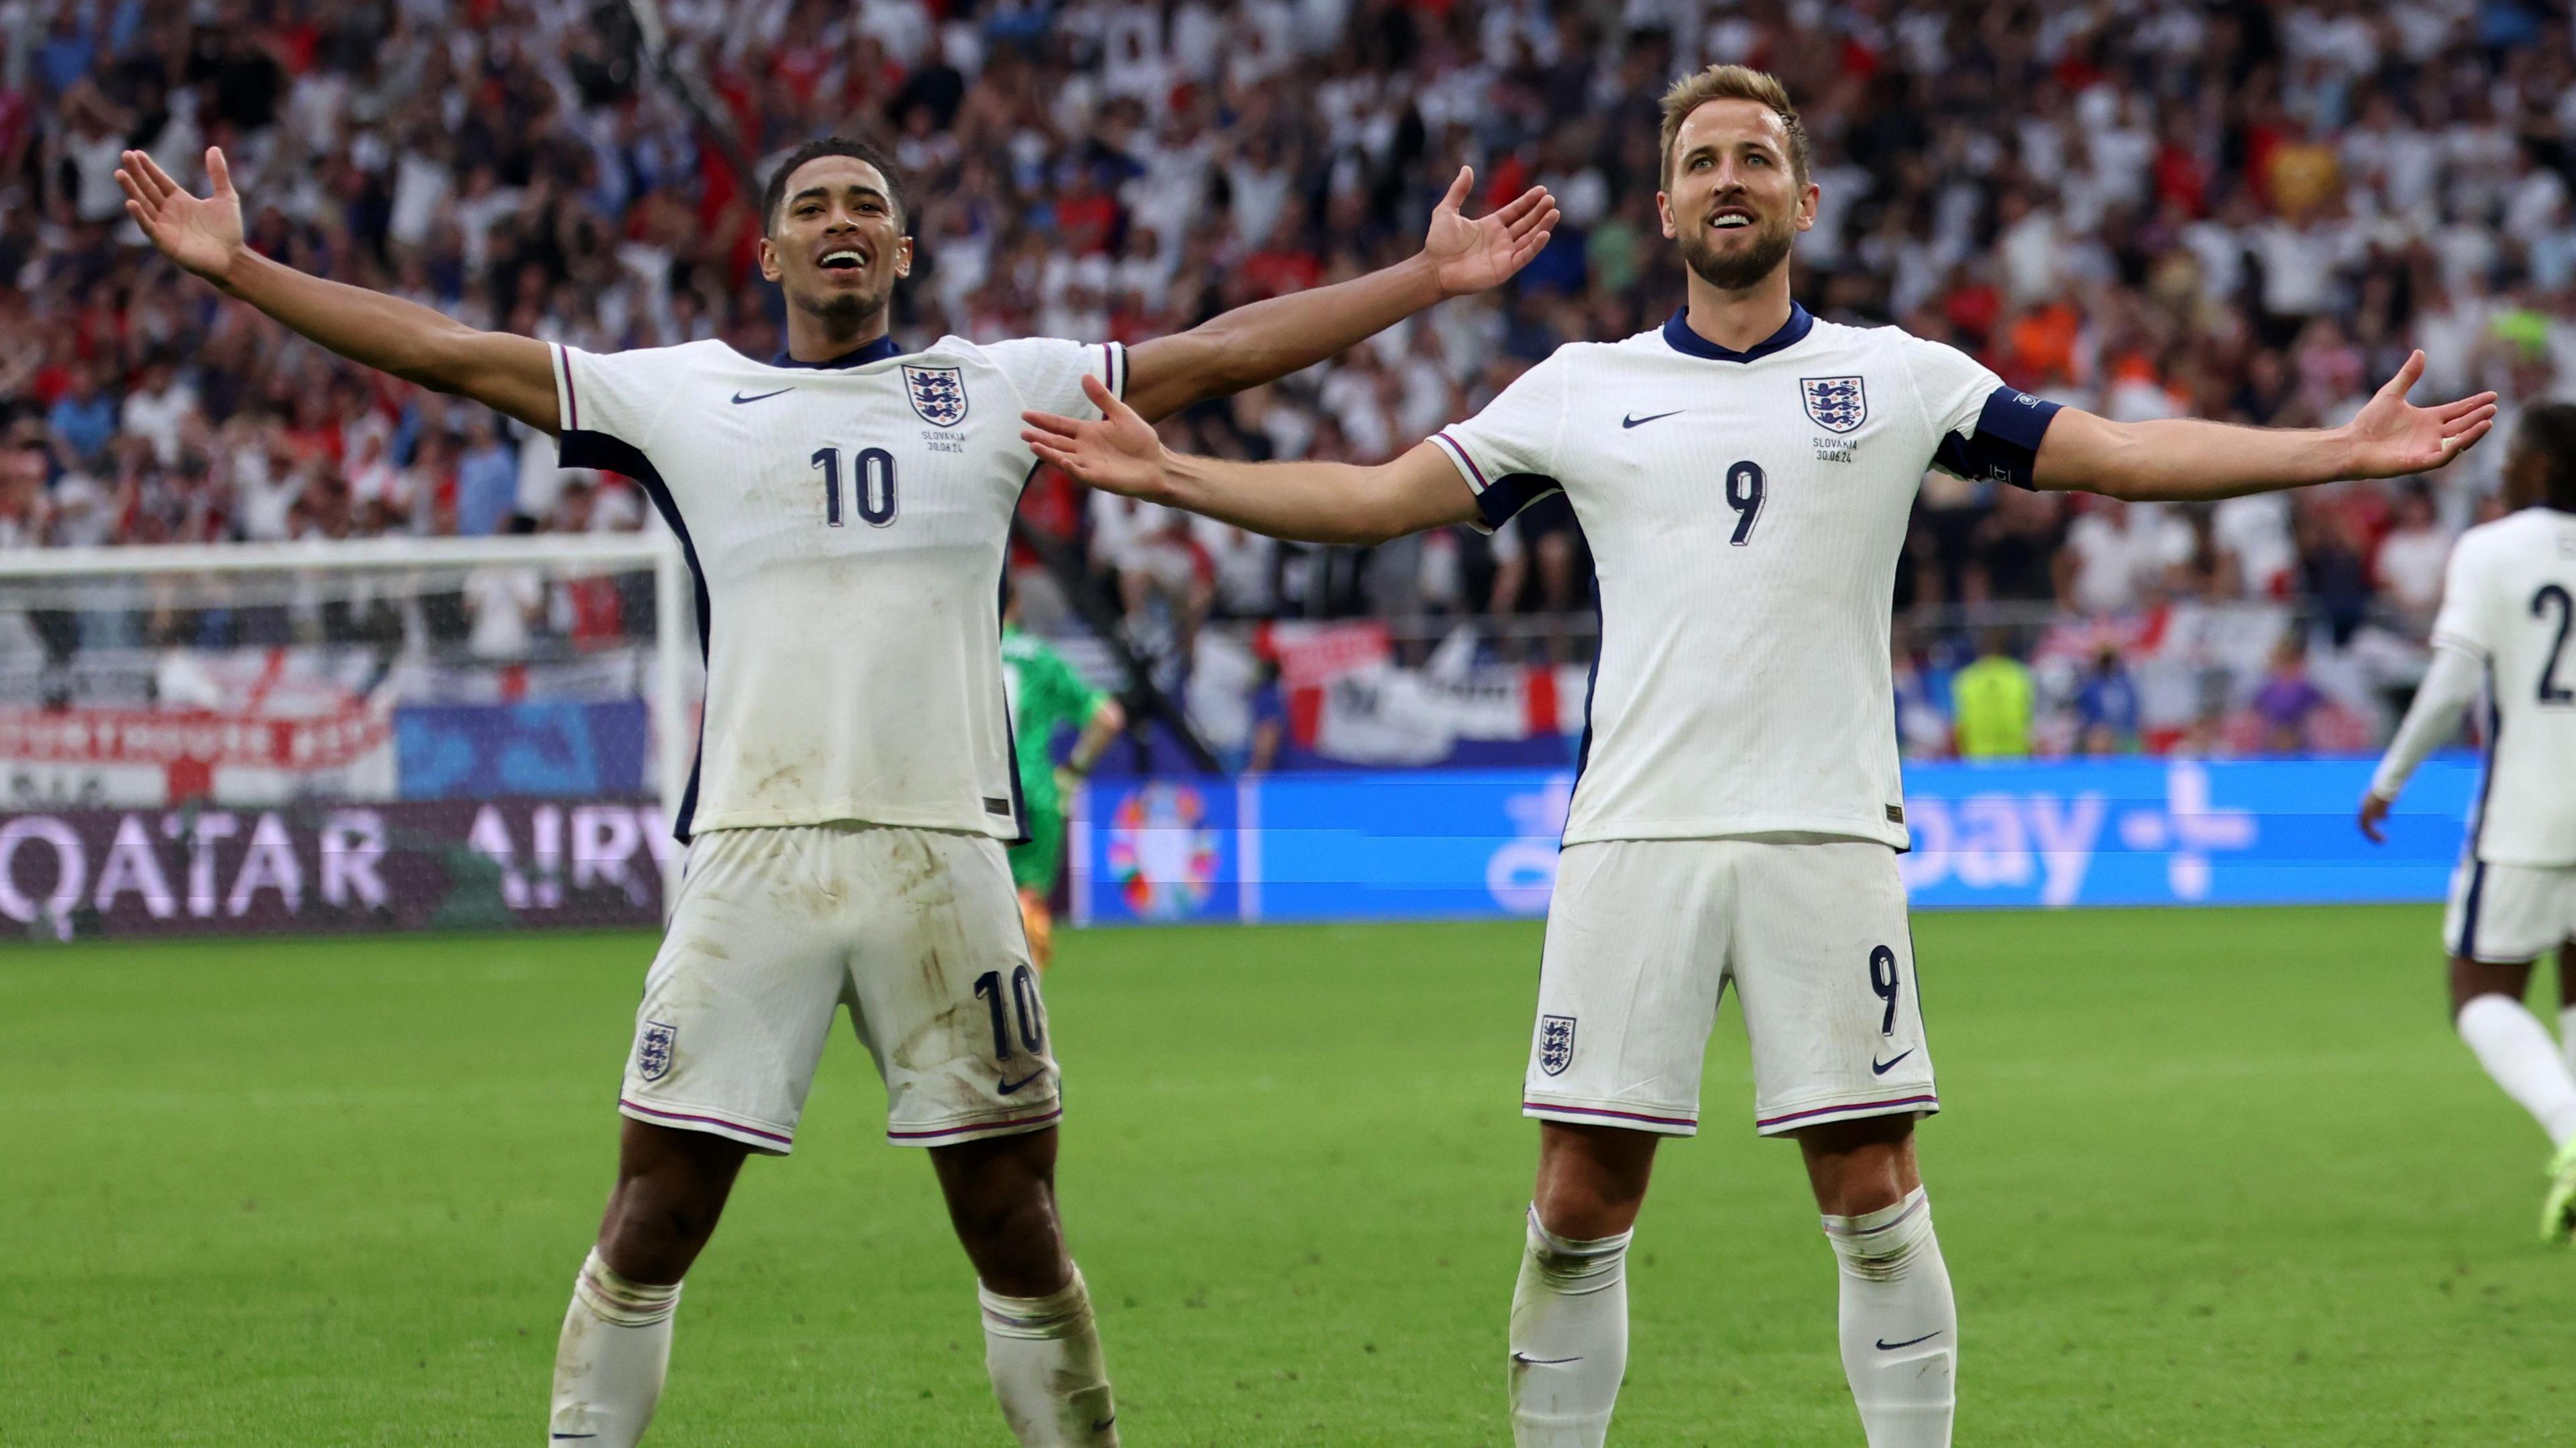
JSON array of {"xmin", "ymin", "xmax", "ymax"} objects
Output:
[
  {"xmin": 553, "ymin": 334, "xmax": 1127, "ymax": 840},
  {"xmin": 1432, "ymin": 305, "xmax": 2060, "ymax": 850}
]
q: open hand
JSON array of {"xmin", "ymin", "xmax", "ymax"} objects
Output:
[
  {"xmin": 2342, "ymin": 351, "xmax": 2498, "ymax": 479},
  {"xmin": 116, "ymin": 148, "xmax": 245, "ymax": 286},
  {"xmin": 1421, "ymin": 167, "xmax": 1558, "ymax": 298},
  {"xmin": 1024, "ymin": 374, "xmax": 1168, "ymax": 498}
]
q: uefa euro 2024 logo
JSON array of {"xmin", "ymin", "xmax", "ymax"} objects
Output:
[{"xmin": 1106, "ymin": 781, "xmax": 1221, "ymax": 920}]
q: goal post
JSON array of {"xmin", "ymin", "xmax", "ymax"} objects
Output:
[{"xmin": 0, "ymin": 532, "xmax": 698, "ymax": 938}]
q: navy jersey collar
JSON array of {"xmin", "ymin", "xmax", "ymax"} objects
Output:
[
  {"xmin": 769, "ymin": 335, "xmax": 904, "ymax": 370},
  {"xmin": 1662, "ymin": 302, "xmax": 1813, "ymax": 363}
]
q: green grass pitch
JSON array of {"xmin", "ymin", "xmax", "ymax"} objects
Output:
[{"xmin": 5, "ymin": 905, "xmax": 2569, "ymax": 1445}]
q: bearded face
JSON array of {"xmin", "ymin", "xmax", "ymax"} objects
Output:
[
  {"xmin": 1658, "ymin": 98, "xmax": 1815, "ymax": 294},
  {"xmin": 1673, "ymin": 199, "xmax": 1798, "ymax": 292}
]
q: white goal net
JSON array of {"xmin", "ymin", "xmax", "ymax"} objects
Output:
[{"xmin": 0, "ymin": 534, "xmax": 696, "ymax": 939}]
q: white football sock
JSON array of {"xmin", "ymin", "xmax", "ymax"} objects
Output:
[
  {"xmin": 1507, "ymin": 1207, "xmax": 1631, "ymax": 1448},
  {"xmin": 979, "ymin": 1267, "xmax": 1118, "ymax": 1447},
  {"xmin": 2457, "ymin": 994, "xmax": 2576, "ymax": 1149},
  {"xmin": 2557, "ymin": 1003, "xmax": 2576, "ymax": 1081},
  {"xmin": 549, "ymin": 1249, "xmax": 681, "ymax": 1447},
  {"xmin": 1822, "ymin": 1187, "xmax": 1955, "ymax": 1448}
]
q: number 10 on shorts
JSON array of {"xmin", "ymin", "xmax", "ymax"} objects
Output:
[{"xmin": 974, "ymin": 966, "xmax": 1045, "ymax": 1060}]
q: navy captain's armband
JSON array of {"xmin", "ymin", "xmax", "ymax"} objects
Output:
[{"xmin": 1931, "ymin": 386, "xmax": 2062, "ymax": 490}]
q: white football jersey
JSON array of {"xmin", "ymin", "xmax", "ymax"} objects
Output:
[
  {"xmin": 551, "ymin": 334, "xmax": 1127, "ymax": 841},
  {"xmin": 1432, "ymin": 306, "xmax": 2059, "ymax": 849},
  {"xmin": 2430, "ymin": 506, "xmax": 2576, "ymax": 866}
]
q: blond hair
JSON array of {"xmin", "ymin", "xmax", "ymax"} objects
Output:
[{"xmin": 1658, "ymin": 65, "xmax": 1809, "ymax": 189}]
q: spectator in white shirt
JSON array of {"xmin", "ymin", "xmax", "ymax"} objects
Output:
[
  {"xmin": 1193, "ymin": 516, "xmax": 1279, "ymax": 619},
  {"xmin": 464, "ymin": 516, "xmax": 547, "ymax": 661},
  {"xmin": 119, "ymin": 353, "xmax": 199, "ymax": 467},
  {"xmin": 2371, "ymin": 484, "xmax": 2455, "ymax": 633},
  {"xmin": 2057, "ymin": 498, "xmax": 2194, "ymax": 616}
]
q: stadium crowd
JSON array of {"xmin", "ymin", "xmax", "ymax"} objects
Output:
[{"xmin": 3, "ymin": 0, "xmax": 2573, "ymax": 754}]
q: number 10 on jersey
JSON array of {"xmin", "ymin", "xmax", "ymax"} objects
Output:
[{"xmin": 811, "ymin": 447, "xmax": 898, "ymax": 527}]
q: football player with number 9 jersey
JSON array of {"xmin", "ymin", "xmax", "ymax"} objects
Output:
[{"xmin": 1025, "ymin": 65, "xmax": 2498, "ymax": 1448}]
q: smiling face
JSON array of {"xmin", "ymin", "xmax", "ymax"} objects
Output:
[
  {"xmin": 758, "ymin": 154, "xmax": 914, "ymax": 332},
  {"xmin": 1656, "ymin": 98, "xmax": 1816, "ymax": 293}
]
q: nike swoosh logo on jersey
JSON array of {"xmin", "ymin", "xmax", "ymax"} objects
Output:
[
  {"xmin": 998, "ymin": 1070, "xmax": 1046, "ymax": 1095},
  {"xmin": 1511, "ymin": 1351, "xmax": 1582, "ymax": 1366},
  {"xmin": 1091, "ymin": 1416, "xmax": 1116, "ymax": 1433},
  {"xmin": 1876, "ymin": 1331, "xmax": 1941, "ymax": 1351},
  {"xmin": 1621, "ymin": 410, "xmax": 1681, "ymax": 429},
  {"xmin": 1871, "ymin": 1050, "xmax": 1914, "ymax": 1076},
  {"xmin": 731, "ymin": 388, "xmax": 794, "ymax": 404}
]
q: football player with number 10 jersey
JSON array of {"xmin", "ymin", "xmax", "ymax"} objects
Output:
[
  {"xmin": 1028, "ymin": 65, "xmax": 2498, "ymax": 1448},
  {"xmin": 118, "ymin": 131, "xmax": 1558, "ymax": 1447}
]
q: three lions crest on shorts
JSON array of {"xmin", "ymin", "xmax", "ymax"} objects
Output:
[
  {"xmin": 902, "ymin": 365, "xmax": 968, "ymax": 427},
  {"xmin": 637, "ymin": 1020, "xmax": 678, "ymax": 1082},
  {"xmin": 1540, "ymin": 1015, "xmax": 1577, "ymax": 1076}
]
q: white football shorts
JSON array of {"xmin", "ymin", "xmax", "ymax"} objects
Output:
[
  {"xmin": 1523, "ymin": 836, "xmax": 1938, "ymax": 1137},
  {"xmin": 2447, "ymin": 858, "xmax": 2576, "ymax": 964},
  {"xmin": 618, "ymin": 822, "xmax": 1061, "ymax": 1152}
]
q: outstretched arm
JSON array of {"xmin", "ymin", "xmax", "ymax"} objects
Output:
[
  {"xmin": 118, "ymin": 148, "xmax": 560, "ymax": 434},
  {"xmin": 1119, "ymin": 167, "xmax": 1557, "ymax": 423},
  {"xmin": 1024, "ymin": 375, "xmax": 1478, "ymax": 545},
  {"xmin": 2032, "ymin": 352, "xmax": 2496, "ymax": 501}
]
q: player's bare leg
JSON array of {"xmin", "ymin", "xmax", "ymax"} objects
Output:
[
  {"xmin": 1799, "ymin": 1114, "xmax": 1953, "ymax": 1448},
  {"xmin": 932, "ymin": 1127, "xmax": 1117, "ymax": 1446},
  {"xmin": 550, "ymin": 1119, "xmax": 750, "ymax": 1445},
  {"xmin": 2449, "ymin": 954, "xmax": 2576, "ymax": 1241},
  {"xmin": 1509, "ymin": 1122, "xmax": 1658, "ymax": 1447}
]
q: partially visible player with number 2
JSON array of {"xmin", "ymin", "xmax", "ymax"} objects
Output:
[{"xmin": 2362, "ymin": 402, "xmax": 2576, "ymax": 1245}]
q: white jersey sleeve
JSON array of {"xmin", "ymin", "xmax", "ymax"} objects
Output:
[
  {"xmin": 1896, "ymin": 335, "xmax": 2060, "ymax": 490},
  {"xmin": 551, "ymin": 341, "xmax": 696, "ymax": 456},
  {"xmin": 981, "ymin": 337, "xmax": 1128, "ymax": 421},
  {"xmin": 2428, "ymin": 531, "xmax": 2495, "ymax": 659},
  {"xmin": 1427, "ymin": 351, "xmax": 1571, "ymax": 531},
  {"xmin": 2371, "ymin": 639, "xmax": 2481, "ymax": 799}
]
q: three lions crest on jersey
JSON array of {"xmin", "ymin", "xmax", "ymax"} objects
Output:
[
  {"xmin": 904, "ymin": 364, "xmax": 968, "ymax": 427},
  {"xmin": 550, "ymin": 333, "xmax": 1127, "ymax": 843},
  {"xmin": 1801, "ymin": 375, "xmax": 1866, "ymax": 433},
  {"xmin": 1428, "ymin": 305, "xmax": 2059, "ymax": 852}
]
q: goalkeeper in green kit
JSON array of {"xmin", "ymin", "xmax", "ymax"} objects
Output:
[{"xmin": 1002, "ymin": 587, "xmax": 1125, "ymax": 968}]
